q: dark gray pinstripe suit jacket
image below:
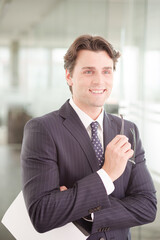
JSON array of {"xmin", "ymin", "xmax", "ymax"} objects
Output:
[{"xmin": 21, "ymin": 100, "xmax": 157, "ymax": 240}]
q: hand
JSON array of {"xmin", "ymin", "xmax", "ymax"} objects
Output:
[
  {"xmin": 102, "ymin": 135, "xmax": 134, "ymax": 182},
  {"xmin": 60, "ymin": 186, "xmax": 67, "ymax": 191}
]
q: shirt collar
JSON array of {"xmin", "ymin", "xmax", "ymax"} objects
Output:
[{"xmin": 69, "ymin": 98, "xmax": 104, "ymax": 130}]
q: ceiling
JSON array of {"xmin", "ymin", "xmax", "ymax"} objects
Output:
[
  {"xmin": 0, "ymin": 0, "xmax": 159, "ymax": 50},
  {"xmin": 0, "ymin": 0, "xmax": 62, "ymax": 43}
]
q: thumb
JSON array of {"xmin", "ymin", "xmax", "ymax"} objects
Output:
[{"xmin": 60, "ymin": 186, "xmax": 67, "ymax": 191}]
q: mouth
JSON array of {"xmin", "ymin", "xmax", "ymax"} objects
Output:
[{"xmin": 89, "ymin": 89, "xmax": 106, "ymax": 94}]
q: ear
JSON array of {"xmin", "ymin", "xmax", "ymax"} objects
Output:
[{"xmin": 65, "ymin": 69, "xmax": 73, "ymax": 87}]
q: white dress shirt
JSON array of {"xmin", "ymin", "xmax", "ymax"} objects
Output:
[{"xmin": 69, "ymin": 98, "xmax": 114, "ymax": 195}]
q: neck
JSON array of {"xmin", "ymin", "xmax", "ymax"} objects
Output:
[
  {"xmin": 84, "ymin": 107, "xmax": 102, "ymax": 120},
  {"xmin": 71, "ymin": 97, "xmax": 104, "ymax": 120},
  {"xmin": 74, "ymin": 102, "xmax": 102, "ymax": 120}
]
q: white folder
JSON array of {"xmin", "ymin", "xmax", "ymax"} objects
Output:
[{"xmin": 1, "ymin": 191, "xmax": 86, "ymax": 240}]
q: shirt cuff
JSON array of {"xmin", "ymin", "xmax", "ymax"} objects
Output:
[{"xmin": 97, "ymin": 169, "xmax": 115, "ymax": 195}]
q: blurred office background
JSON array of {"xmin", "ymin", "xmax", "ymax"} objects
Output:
[{"xmin": 0, "ymin": 0, "xmax": 159, "ymax": 239}]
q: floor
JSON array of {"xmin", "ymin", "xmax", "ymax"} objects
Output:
[{"xmin": 0, "ymin": 145, "xmax": 160, "ymax": 240}]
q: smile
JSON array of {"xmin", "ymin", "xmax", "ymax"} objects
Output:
[{"xmin": 89, "ymin": 89, "xmax": 106, "ymax": 94}]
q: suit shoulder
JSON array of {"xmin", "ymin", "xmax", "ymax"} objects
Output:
[
  {"xmin": 106, "ymin": 113, "xmax": 136, "ymax": 129},
  {"xmin": 24, "ymin": 110, "xmax": 60, "ymax": 130}
]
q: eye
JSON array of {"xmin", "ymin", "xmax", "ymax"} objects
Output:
[
  {"xmin": 85, "ymin": 70, "xmax": 93, "ymax": 74},
  {"xmin": 103, "ymin": 70, "xmax": 110, "ymax": 74}
]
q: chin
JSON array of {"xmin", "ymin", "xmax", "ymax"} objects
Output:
[{"xmin": 91, "ymin": 102, "xmax": 104, "ymax": 108}]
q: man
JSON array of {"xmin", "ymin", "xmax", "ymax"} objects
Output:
[{"xmin": 21, "ymin": 35, "xmax": 157, "ymax": 240}]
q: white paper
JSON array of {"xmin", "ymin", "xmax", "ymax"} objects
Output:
[{"xmin": 1, "ymin": 191, "xmax": 86, "ymax": 240}]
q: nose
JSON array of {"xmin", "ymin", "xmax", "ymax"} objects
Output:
[{"xmin": 92, "ymin": 72, "xmax": 104, "ymax": 85}]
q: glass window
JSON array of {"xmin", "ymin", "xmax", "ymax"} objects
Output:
[
  {"xmin": 19, "ymin": 48, "xmax": 49, "ymax": 92},
  {"xmin": 144, "ymin": 51, "xmax": 160, "ymax": 102},
  {"xmin": 0, "ymin": 48, "xmax": 10, "ymax": 90}
]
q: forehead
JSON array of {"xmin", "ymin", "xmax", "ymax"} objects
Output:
[{"xmin": 75, "ymin": 50, "xmax": 113, "ymax": 67}]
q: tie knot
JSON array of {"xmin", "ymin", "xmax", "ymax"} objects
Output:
[{"xmin": 90, "ymin": 121, "xmax": 99, "ymax": 133}]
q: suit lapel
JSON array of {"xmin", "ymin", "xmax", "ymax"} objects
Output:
[
  {"xmin": 59, "ymin": 101, "xmax": 99, "ymax": 172},
  {"xmin": 103, "ymin": 112, "xmax": 117, "ymax": 149},
  {"xmin": 59, "ymin": 101, "xmax": 121, "ymax": 172}
]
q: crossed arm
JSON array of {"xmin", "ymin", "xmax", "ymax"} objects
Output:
[
  {"xmin": 21, "ymin": 119, "xmax": 157, "ymax": 234},
  {"xmin": 61, "ymin": 158, "xmax": 157, "ymax": 233}
]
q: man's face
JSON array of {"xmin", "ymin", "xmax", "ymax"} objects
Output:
[{"xmin": 66, "ymin": 50, "xmax": 114, "ymax": 117}]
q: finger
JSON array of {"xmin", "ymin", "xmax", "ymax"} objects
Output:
[
  {"xmin": 114, "ymin": 135, "xmax": 129, "ymax": 148},
  {"xmin": 121, "ymin": 142, "xmax": 132, "ymax": 153},
  {"xmin": 109, "ymin": 135, "xmax": 127, "ymax": 146},
  {"xmin": 60, "ymin": 186, "xmax": 67, "ymax": 191},
  {"xmin": 125, "ymin": 149, "xmax": 134, "ymax": 160}
]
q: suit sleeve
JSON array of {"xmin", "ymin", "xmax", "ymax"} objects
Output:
[
  {"xmin": 21, "ymin": 118, "xmax": 110, "ymax": 233},
  {"xmin": 91, "ymin": 123, "xmax": 157, "ymax": 233}
]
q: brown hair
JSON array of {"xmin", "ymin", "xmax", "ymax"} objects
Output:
[{"xmin": 64, "ymin": 34, "xmax": 120, "ymax": 76}]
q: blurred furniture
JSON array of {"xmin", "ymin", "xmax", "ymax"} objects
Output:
[
  {"xmin": 104, "ymin": 103, "xmax": 119, "ymax": 114},
  {"xmin": 7, "ymin": 106, "xmax": 32, "ymax": 144}
]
